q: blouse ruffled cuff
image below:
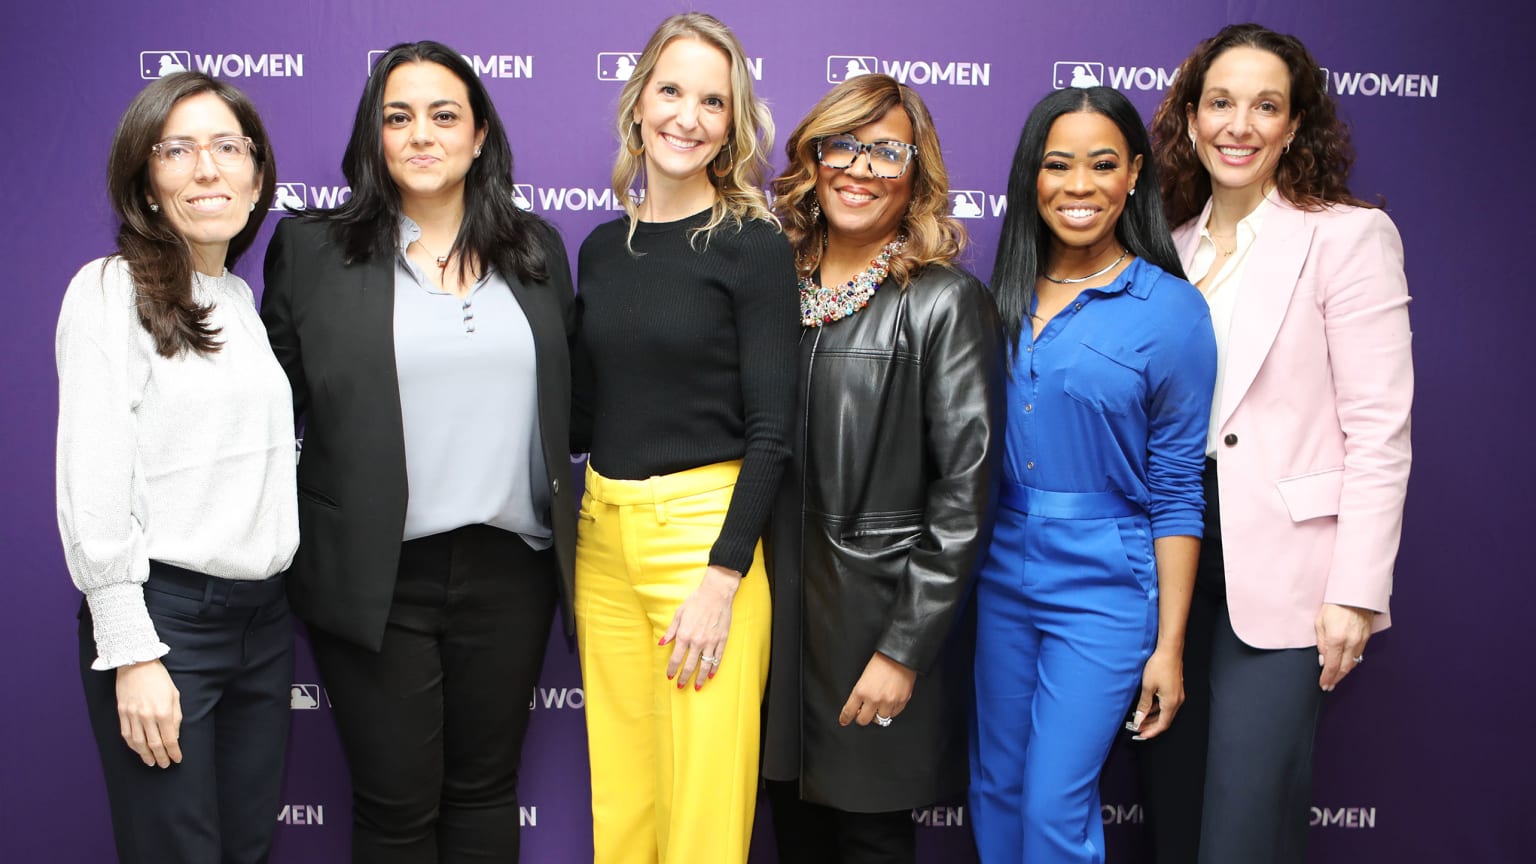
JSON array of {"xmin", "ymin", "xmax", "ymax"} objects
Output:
[{"xmin": 84, "ymin": 582, "xmax": 170, "ymax": 671}]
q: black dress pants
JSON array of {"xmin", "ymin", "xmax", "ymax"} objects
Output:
[
  {"xmin": 309, "ymin": 524, "xmax": 558, "ymax": 864},
  {"xmin": 766, "ymin": 779, "xmax": 916, "ymax": 864},
  {"xmin": 1134, "ymin": 460, "xmax": 1325, "ymax": 864},
  {"xmin": 80, "ymin": 562, "xmax": 293, "ymax": 864}
]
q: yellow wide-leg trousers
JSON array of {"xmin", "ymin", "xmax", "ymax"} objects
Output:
[{"xmin": 575, "ymin": 460, "xmax": 771, "ymax": 864}]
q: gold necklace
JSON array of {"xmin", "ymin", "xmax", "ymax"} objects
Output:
[{"xmin": 1209, "ymin": 232, "xmax": 1236, "ymax": 257}]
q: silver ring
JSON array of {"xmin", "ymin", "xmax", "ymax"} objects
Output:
[
  {"xmin": 1352, "ymin": 655, "xmax": 1365, "ymax": 664},
  {"xmin": 701, "ymin": 655, "xmax": 719, "ymax": 665},
  {"xmin": 874, "ymin": 713, "xmax": 893, "ymax": 727}
]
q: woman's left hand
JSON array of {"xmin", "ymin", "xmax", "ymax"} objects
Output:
[
  {"xmin": 663, "ymin": 565, "xmax": 741, "ymax": 691},
  {"xmin": 1127, "ymin": 648, "xmax": 1184, "ymax": 740},
  {"xmin": 1316, "ymin": 603, "xmax": 1373, "ymax": 691},
  {"xmin": 839, "ymin": 652, "xmax": 917, "ymax": 727}
]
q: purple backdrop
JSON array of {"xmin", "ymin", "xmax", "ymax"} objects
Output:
[{"xmin": 4, "ymin": 0, "xmax": 1530, "ymax": 860}]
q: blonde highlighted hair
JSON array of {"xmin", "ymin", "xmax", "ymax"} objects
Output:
[
  {"xmin": 772, "ymin": 74, "xmax": 966, "ymax": 286},
  {"xmin": 611, "ymin": 12, "xmax": 776, "ymax": 249}
]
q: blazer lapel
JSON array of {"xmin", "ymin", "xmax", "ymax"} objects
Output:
[
  {"xmin": 1219, "ymin": 201, "xmax": 1313, "ymax": 428},
  {"xmin": 353, "ymin": 253, "xmax": 407, "ymax": 447}
]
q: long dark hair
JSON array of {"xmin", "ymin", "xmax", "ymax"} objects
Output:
[
  {"xmin": 991, "ymin": 87, "xmax": 1183, "ymax": 356},
  {"xmin": 1151, "ymin": 23, "xmax": 1373, "ymax": 227},
  {"xmin": 107, "ymin": 72, "xmax": 277, "ymax": 357},
  {"xmin": 308, "ymin": 40, "xmax": 549, "ymax": 283}
]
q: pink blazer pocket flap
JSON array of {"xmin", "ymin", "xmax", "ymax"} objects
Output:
[{"xmin": 1275, "ymin": 467, "xmax": 1344, "ymax": 522}]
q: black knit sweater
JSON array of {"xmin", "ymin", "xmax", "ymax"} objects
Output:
[{"xmin": 572, "ymin": 209, "xmax": 797, "ymax": 573}]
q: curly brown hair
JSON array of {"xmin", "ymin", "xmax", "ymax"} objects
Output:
[
  {"xmin": 772, "ymin": 74, "xmax": 965, "ymax": 287},
  {"xmin": 1150, "ymin": 23, "xmax": 1374, "ymax": 227}
]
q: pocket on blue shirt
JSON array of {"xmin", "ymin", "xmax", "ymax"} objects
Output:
[{"xmin": 1063, "ymin": 340, "xmax": 1147, "ymax": 415}]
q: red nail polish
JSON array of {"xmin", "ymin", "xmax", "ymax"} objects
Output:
[
  {"xmin": 658, "ymin": 637, "xmax": 667, "ymax": 646},
  {"xmin": 694, "ymin": 682, "xmax": 702, "ymax": 691}
]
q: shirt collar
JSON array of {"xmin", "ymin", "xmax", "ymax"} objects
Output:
[
  {"xmin": 1075, "ymin": 255, "xmax": 1152, "ymax": 300},
  {"xmin": 396, "ymin": 214, "xmax": 422, "ymax": 254}
]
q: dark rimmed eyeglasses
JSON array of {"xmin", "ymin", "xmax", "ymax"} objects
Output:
[{"xmin": 815, "ymin": 134, "xmax": 918, "ymax": 179}]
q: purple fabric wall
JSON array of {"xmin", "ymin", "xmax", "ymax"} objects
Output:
[{"xmin": 3, "ymin": 0, "xmax": 1529, "ymax": 860}]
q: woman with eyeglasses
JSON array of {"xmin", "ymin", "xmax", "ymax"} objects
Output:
[
  {"xmin": 57, "ymin": 71, "xmax": 294, "ymax": 863},
  {"xmin": 760, "ymin": 73, "xmax": 1004, "ymax": 864},
  {"xmin": 570, "ymin": 12, "xmax": 794, "ymax": 863},
  {"xmin": 969, "ymin": 87, "xmax": 1216, "ymax": 864},
  {"xmin": 261, "ymin": 41, "xmax": 575, "ymax": 862}
]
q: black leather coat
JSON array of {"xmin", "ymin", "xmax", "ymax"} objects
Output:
[{"xmin": 762, "ymin": 263, "xmax": 1005, "ymax": 811}]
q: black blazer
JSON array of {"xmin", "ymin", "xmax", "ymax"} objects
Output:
[{"xmin": 261, "ymin": 217, "xmax": 578, "ymax": 650}]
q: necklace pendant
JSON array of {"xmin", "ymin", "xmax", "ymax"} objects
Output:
[{"xmin": 435, "ymin": 256, "xmax": 448, "ymax": 267}]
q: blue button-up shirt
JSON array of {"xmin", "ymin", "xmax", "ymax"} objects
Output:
[{"xmin": 1006, "ymin": 256, "xmax": 1217, "ymax": 539}]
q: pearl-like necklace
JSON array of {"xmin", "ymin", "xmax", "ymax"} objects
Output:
[
  {"xmin": 1042, "ymin": 248, "xmax": 1129, "ymax": 284},
  {"xmin": 799, "ymin": 235, "xmax": 907, "ymax": 327}
]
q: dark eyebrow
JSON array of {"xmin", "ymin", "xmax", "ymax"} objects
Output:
[
  {"xmin": 1203, "ymin": 86, "xmax": 1286, "ymax": 102},
  {"xmin": 160, "ymin": 131, "xmax": 244, "ymax": 140},
  {"xmin": 1042, "ymin": 148, "xmax": 1121, "ymax": 159},
  {"xmin": 382, "ymin": 99, "xmax": 463, "ymax": 111}
]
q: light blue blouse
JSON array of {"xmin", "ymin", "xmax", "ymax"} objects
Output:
[{"xmin": 393, "ymin": 216, "xmax": 551, "ymax": 546}]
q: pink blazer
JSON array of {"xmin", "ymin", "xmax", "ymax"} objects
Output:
[{"xmin": 1174, "ymin": 196, "xmax": 1412, "ymax": 650}]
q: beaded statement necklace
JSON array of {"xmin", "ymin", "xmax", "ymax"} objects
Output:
[{"xmin": 799, "ymin": 234, "xmax": 907, "ymax": 327}]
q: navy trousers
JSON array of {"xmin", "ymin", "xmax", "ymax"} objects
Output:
[
  {"xmin": 1134, "ymin": 459, "xmax": 1325, "ymax": 864},
  {"xmin": 80, "ymin": 562, "xmax": 293, "ymax": 864}
]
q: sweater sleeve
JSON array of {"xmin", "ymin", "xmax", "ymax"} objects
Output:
[
  {"xmin": 708, "ymin": 224, "xmax": 798, "ymax": 573},
  {"xmin": 55, "ymin": 259, "xmax": 168, "ymax": 670}
]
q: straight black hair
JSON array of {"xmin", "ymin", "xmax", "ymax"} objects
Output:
[
  {"xmin": 306, "ymin": 40, "xmax": 550, "ymax": 283},
  {"xmin": 991, "ymin": 86, "xmax": 1184, "ymax": 357}
]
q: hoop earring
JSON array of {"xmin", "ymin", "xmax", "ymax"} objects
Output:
[
  {"xmin": 1283, "ymin": 134, "xmax": 1294, "ymax": 155},
  {"xmin": 625, "ymin": 122, "xmax": 645, "ymax": 157},
  {"xmin": 710, "ymin": 142, "xmax": 734, "ymax": 179}
]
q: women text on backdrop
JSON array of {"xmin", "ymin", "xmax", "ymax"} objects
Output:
[
  {"xmin": 969, "ymin": 86, "xmax": 1217, "ymax": 864},
  {"xmin": 57, "ymin": 71, "xmax": 295, "ymax": 864},
  {"xmin": 569, "ymin": 12, "xmax": 796, "ymax": 864},
  {"xmin": 761, "ymin": 73, "xmax": 1004, "ymax": 864},
  {"xmin": 1134, "ymin": 24, "xmax": 1413, "ymax": 864},
  {"xmin": 260, "ymin": 40, "xmax": 576, "ymax": 863}
]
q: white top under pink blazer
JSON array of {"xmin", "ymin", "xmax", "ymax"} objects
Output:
[{"xmin": 1173, "ymin": 193, "xmax": 1413, "ymax": 650}]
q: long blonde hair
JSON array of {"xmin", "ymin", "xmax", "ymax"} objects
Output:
[
  {"xmin": 772, "ymin": 74, "xmax": 965, "ymax": 287},
  {"xmin": 611, "ymin": 12, "xmax": 776, "ymax": 249}
]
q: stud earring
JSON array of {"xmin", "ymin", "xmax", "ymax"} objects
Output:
[
  {"xmin": 148, "ymin": 203, "xmax": 159, "ymax": 213},
  {"xmin": 1128, "ymin": 187, "xmax": 1136, "ymax": 196},
  {"xmin": 474, "ymin": 146, "xmax": 482, "ymax": 158},
  {"xmin": 250, "ymin": 202, "xmax": 256, "ymax": 212}
]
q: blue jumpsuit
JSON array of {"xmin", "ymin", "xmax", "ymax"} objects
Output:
[{"xmin": 970, "ymin": 257, "xmax": 1216, "ymax": 863}]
